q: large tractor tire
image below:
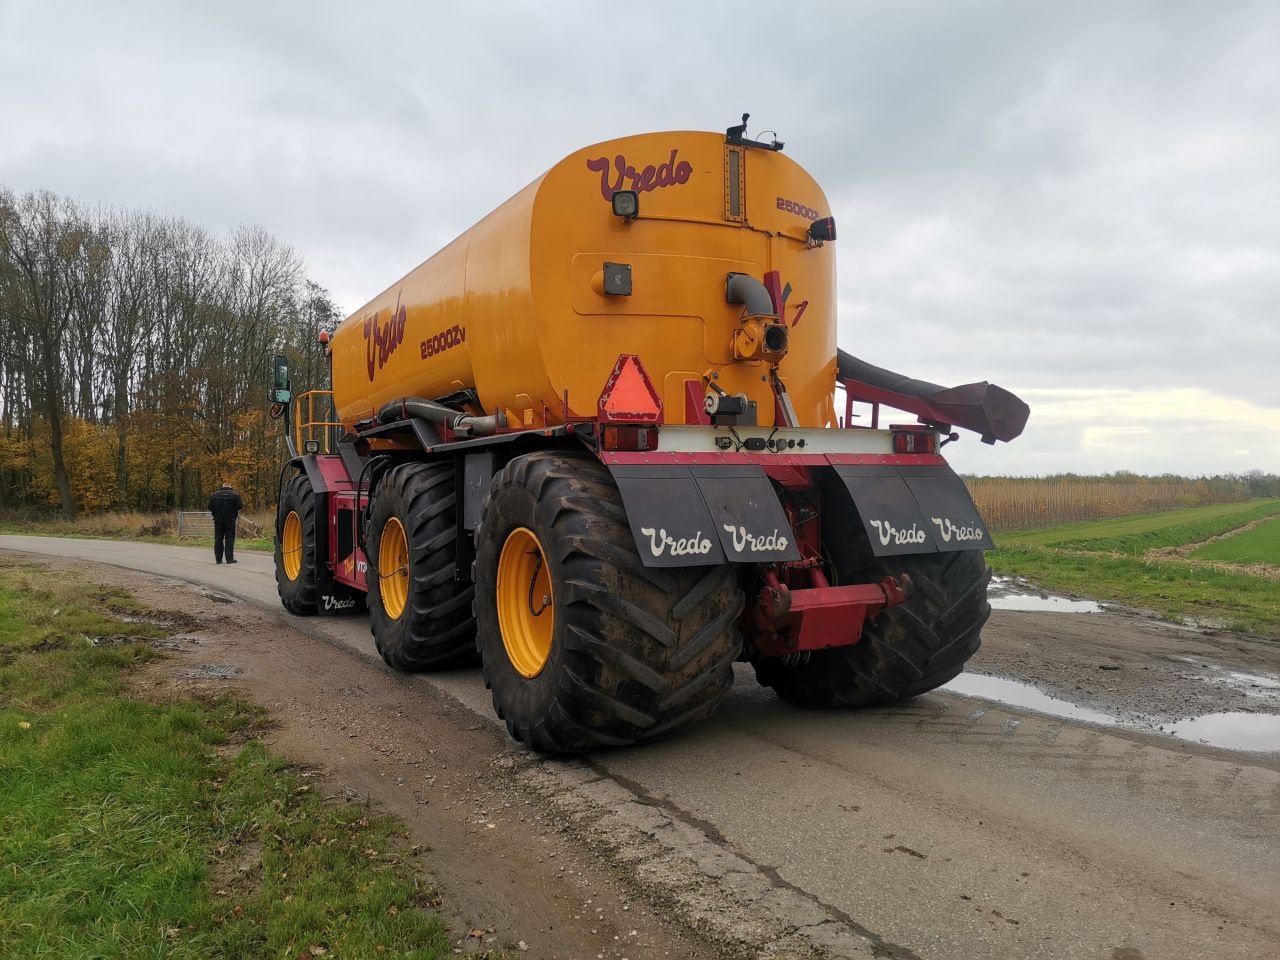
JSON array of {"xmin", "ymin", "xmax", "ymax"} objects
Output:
[
  {"xmin": 366, "ymin": 461, "xmax": 477, "ymax": 671},
  {"xmin": 473, "ymin": 452, "xmax": 745, "ymax": 753},
  {"xmin": 753, "ymin": 549, "xmax": 991, "ymax": 707},
  {"xmin": 276, "ymin": 472, "xmax": 319, "ymax": 615}
]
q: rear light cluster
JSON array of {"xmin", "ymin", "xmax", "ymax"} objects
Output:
[
  {"xmin": 891, "ymin": 429, "xmax": 938, "ymax": 455},
  {"xmin": 601, "ymin": 425, "xmax": 656, "ymax": 451}
]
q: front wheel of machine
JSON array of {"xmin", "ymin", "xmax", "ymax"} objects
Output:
[
  {"xmin": 473, "ymin": 452, "xmax": 745, "ymax": 753},
  {"xmin": 367, "ymin": 461, "xmax": 477, "ymax": 671},
  {"xmin": 752, "ymin": 549, "xmax": 991, "ymax": 707},
  {"xmin": 275, "ymin": 472, "xmax": 319, "ymax": 615}
]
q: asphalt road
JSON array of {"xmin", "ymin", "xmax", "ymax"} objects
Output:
[{"xmin": 3, "ymin": 535, "xmax": 1278, "ymax": 960}]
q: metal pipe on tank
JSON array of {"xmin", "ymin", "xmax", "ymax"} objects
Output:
[
  {"xmin": 377, "ymin": 398, "xmax": 502, "ymax": 438},
  {"xmin": 725, "ymin": 273, "xmax": 777, "ymax": 316}
]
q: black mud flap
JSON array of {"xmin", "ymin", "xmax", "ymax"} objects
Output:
[
  {"xmin": 316, "ymin": 582, "xmax": 367, "ymax": 615},
  {"xmin": 609, "ymin": 464, "xmax": 800, "ymax": 567},
  {"xmin": 831, "ymin": 463, "xmax": 993, "ymax": 556}
]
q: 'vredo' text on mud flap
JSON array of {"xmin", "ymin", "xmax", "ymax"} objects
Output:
[
  {"xmin": 831, "ymin": 464, "xmax": 995, "ymax": 556},
  {"xmin": 609, "ymin": 465, "xmax": 801, "ymax": 568}
]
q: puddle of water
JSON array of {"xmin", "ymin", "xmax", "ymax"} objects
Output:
[
  {"xmin": 941, "ymin": 672, "xmax": 1280, "ymax": 753},
  {"xmin": 988, "ymin": 576, "xmax": 1103, "ymax": 613},
  {"xmin": 942, "ymin": 673, "xmax": 1118, "ymax": 726},
  {"xmin": 1165, "ymin": 713, "xmax": 1280, "ymax": 753},
  {"xmin": 989, "ymin": 593, "xmax": 1104, "ymax": 613}
]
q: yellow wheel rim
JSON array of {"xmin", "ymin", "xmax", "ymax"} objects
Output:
[
  {"xmin": 496, "ymin": 526, "xmax": 555, "ymax": 678},
  {"xmin": 282, "ymin": 510, "xmax": 303, "ymax": 580},
  {"xmin": 378, "ymin": 517, "xmax": 410, "ymax": 621}
]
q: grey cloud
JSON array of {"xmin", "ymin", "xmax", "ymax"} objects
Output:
[{"xmin": 2, "ymin": 0, "xmax": 1277, "ymax": 473}]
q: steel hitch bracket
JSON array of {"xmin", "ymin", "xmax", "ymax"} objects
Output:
[{"xmin": 751, "ymin": 570, "xmax": 912, "ymax": 659}]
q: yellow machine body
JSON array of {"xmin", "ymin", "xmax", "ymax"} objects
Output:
[{"xmin": 329, "ymin": 131, "xmax": 838, "ymax": 430}]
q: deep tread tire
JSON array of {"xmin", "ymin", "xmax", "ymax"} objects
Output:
[
  {"xmin": 753, "ymin": 549, "xmax": 991, "ymax": 707},
  {"xmin": 367, "ymin": 462, "xmax": 477, "ymax": 671},
  {"xmin": 275, "ymin": 473, "xmax": 319, "ymax": 615},
  {"xmin": 474, "ymin": 452, "xmax": 745, "ymax": 753}
]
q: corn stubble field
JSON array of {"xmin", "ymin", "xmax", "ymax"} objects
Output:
[{"xmin": 966, "ymin": 475, "xmax": 1254, "ymax": 531}]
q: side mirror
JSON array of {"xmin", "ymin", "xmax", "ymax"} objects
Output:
[{"xmin": 270, "ymin": 354, "xmax": 292, "ymax": 404}]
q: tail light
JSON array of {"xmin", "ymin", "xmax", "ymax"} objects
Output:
[
  {"xmin": 891, "ymin": 429, "xmax": 938, "ymax": 454},
  {"xmin": 601, "ymin": 425, "xmax": 656, "ymax": 451}
]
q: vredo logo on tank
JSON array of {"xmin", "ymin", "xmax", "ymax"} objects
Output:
[
  {"xmin": 586, "ymin": 148, "xmax": 693, "ymax": 201},
  {"xmin": 362, "ymin": 293, "xmax": 408, "ymax": 382},
  {"xmin": 362, "ymin": 291, "xmax": 466, "ymax": 382}
]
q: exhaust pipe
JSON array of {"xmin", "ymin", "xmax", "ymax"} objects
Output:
[{"xmin": 378, "ymin": 397, "xmax": 503, "ymax": 438}]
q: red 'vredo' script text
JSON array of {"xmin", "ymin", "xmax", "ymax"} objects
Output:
[
  {"xmin": 363, "ymin": 297, "xmax": 407, "ymax": 381},
  {"xmin": 586, "ymin": 149, "xmax": 692, "ymax": 201}
]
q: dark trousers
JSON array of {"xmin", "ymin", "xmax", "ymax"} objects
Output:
[{"xmin": 214, "ymin": 519, "xmax": 237, "ymax": 563}]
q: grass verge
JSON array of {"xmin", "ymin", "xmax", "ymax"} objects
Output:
[
  {"xmin": 139, "ymin": 534, "xmax": 275, "ymax": 553},
  {"xmin": 1190, "ymin": 516, "xmax": 1280, "ymax": 566},
  {"xmin": 0, "ymin": 561, "xmax": 450, "ymax": 958},
  {"xmin": 991, "ymin": 498, "xmax": 1280, "ymax": 636},
  {"xmin": 0, "ymin": 510, "xmax": 276, "ymax": 554},
  {"xmin": 989, "ymin": 546, "xmax": 1280, "ymax": 636}
]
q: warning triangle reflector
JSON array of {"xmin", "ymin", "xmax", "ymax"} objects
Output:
[{"xmin": 597, "ymin": 354, "xmax": 663, "ymax": 423}]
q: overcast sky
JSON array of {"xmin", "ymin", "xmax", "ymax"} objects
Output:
[{"xmin": 2, "ymin": 0, "xmax": 1276, "ymax": 476}]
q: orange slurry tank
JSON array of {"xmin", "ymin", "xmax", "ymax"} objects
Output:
[{"xmin": 328, "ymin": 131, "xmax": 838, "ymax": 430}]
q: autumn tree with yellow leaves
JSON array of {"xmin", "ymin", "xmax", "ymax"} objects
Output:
[{"xmin": 0, "ymin": 187, "xmax": 334, "ymax": 517}]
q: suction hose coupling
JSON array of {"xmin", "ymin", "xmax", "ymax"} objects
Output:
[
  {"xmin": 732, "ymin": 314, "xmax": 789, "ymax": 363},
  {"xmin": 725, "ymin": 272, "xmax": 789, "ymax": 363}
]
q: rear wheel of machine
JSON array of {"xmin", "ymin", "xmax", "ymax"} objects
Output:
[
  {"xmin": 473, "ymin": 452, "xmax": 745, "ymax": 753},
  {"xmin": 275, "ymin": 473, "xmax": 319, "ymax": 615},
  {"xmin": 367, "ymin": 462, "xmax": 477, "ymax": 670},
  {"xmin": 752, "ymin": 549, "xmax": 991, "ymax": 707}
]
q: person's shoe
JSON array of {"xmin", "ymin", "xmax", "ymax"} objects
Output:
[
  {"xmin": 216, "ymin": 560, "xmax": 223, "ymax": 564},
  {"xmin": 227, "ymin": 559, "xmax": 238, "ymax": 564}
]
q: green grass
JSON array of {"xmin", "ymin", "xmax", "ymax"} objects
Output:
[
  {"xmin": 139, "ymin": 534, "xmax": 275, "ymax": 553},
  {"xmin": 989, "ymin": 498, "xmax": 1280, "ymax": 636},
  {"xmin": 999, "ymin": 498, "xmax": 1280, "ymax": 554},
  {"xmin": 0, "ymin": 525, "xmax": 275, "ymax": 553},
  {"xmin": 989, "ymin": 546, "xmax": 1280, "ymax": 636},
  {"xmin": 1190, "ymin": 515, "xmax": 1280, "ymax": 566},
  {"xmin": 0, "ymin": 563, "xmax": 449, "ymax": 959}
]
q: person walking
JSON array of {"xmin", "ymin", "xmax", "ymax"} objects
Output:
[{"xmin": 208, "ymin": 482, "xmax": 244, "ymax": 564}]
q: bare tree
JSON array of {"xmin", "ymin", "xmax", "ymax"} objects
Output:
[{"xmin": 0, "ymin": 183, "xmax": 343, "ymax": 515}]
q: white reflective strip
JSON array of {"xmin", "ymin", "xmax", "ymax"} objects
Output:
[{"xmin": 656, "ymin": 425, "xmax": 894, "ymax": 454}]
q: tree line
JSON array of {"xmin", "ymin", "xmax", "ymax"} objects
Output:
[{"xmin": 0, "ymin": 186, "xmax": 336, "ymax": 518}]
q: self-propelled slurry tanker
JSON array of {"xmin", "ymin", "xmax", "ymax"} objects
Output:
[{"xmin": 270, "ymin": 118, "xmax": 1029, "ymax": 752}]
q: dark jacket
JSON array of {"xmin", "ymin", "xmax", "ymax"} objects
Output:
[{"xmin": 208, "ymin": 487, "xmax": 243, "ymax": 524}]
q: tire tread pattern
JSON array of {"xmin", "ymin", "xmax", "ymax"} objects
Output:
[
  {"xmin": 275, "ymin": 473, "xmax": 319, "ymax": 615},
  {"xmin": 475, "ymin": 452, "xmax": 744, "ymax": 753},
  {"xmin": 368, "ymin": 462, "xmax": 477, "ymax": 671}
]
